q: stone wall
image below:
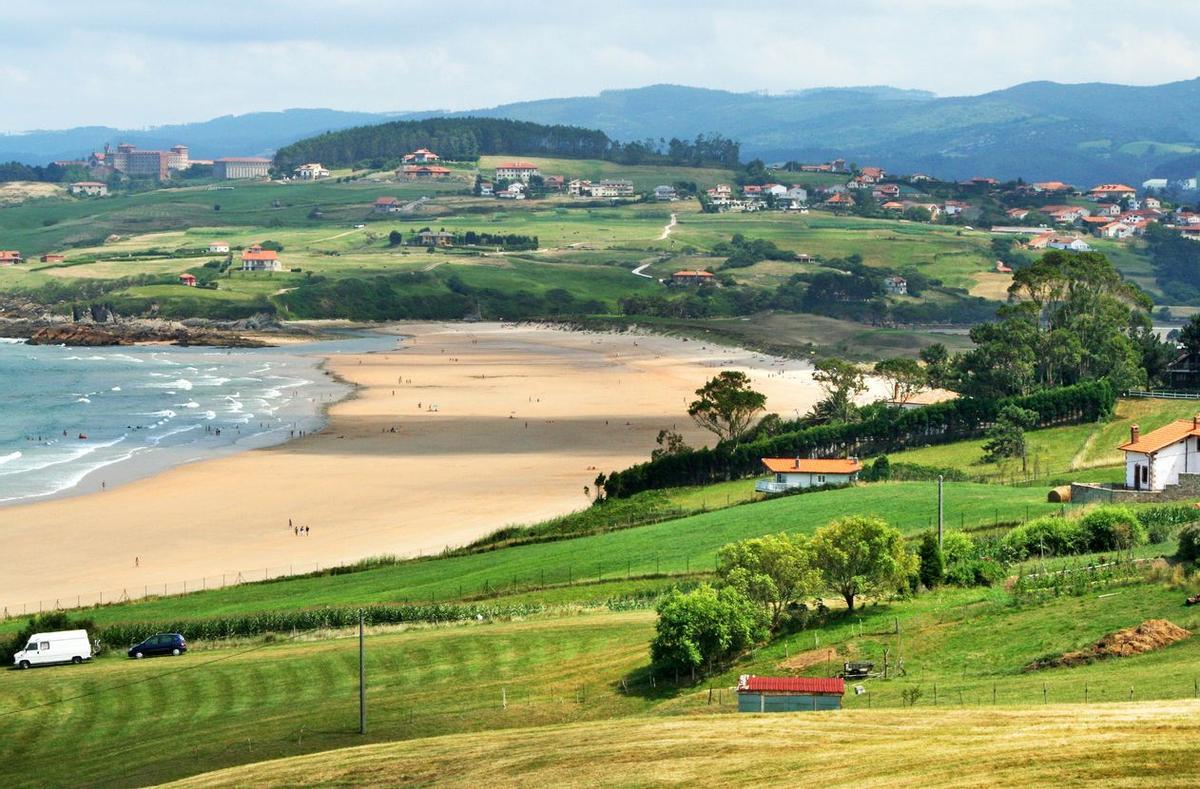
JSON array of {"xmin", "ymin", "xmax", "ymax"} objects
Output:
[{"xmin": 1071, "ymin": 473, "xmax": 1200, "ymax": 505}]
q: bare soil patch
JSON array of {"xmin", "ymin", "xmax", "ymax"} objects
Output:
[{"xmin": 1026, "ymin": 619, "xmax": 1190, "ymax": 670}]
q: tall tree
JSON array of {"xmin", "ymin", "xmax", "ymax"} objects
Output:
[
  {"xmin": 874, "ymin": 357, "xmax": 927, "ymax": 404},
  {"xmin": 810, "ymin": 516, "xmax": 915, "ymax": 612},
  {"xmin": 810, "ymin": 358, "xmax": 867, "ymax": 423},
  {"xmin": 687, "ymin": 372, "xmax": 767, "ymax": 444},
  {"xmin": 717, "ymin": 533, "xmax": 821, "ymax": 631}
]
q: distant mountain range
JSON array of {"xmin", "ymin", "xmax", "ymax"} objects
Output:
[{"xmin": 4, "ymin": 80, "xmax": 1200, "ymax": 185}]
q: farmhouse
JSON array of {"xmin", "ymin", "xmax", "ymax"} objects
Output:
[
  {"xmin": 403, "ymin": 148, "xmax": 440, "ymax": 163},
  {"xmin": 69, "ymin": 181, "xmax": 108, "ymax": 196},
  {"xmin": 755, "ymin": 457, "xmax": 862, "ymax": 493},
  {"xmin": 478, "ymin": 181, "xmax": 494, "ymax": 197},
  {"xmin": 1119, "ymin": 418, "xmax": 1200, "ymax": 492},
  {"xmin": 543, "ymin": 175, "xmax": 565, "ymax": 191},
  {"xmin": 413, "ymin": 230, "xmax": 454, "ymax": 247},
  {"xmin": 671, "ymin": 270, "xmax": 715, "ymax": 286},
  {"xmin": 883, "ymin": 275, "xmax": 908, "ymax": 294},
  {"xmin": 0, "ymin": 250, "xmax": 22, "ymax": 265},
  {"xmin": 293, "ymin": 163, "xmax": 329, "ymax": 180},
  {"xmin": 735, "ymin": 675, "xmax": 845, "ymax": 712},
  {"xmin": 1048, "ymin": 236, "xmax": 1092, "ymax": 252},
  {"xmin": 399, "ymin": 165, "xmax": 452, "ymax": 180},
  {"xmin": 374, "ymin": 196, "xmax": 402, "ymax": 213},
  {"xmin": 497, "ymin": 182, "xmax": 526, "ymax": 200},
  {"xmin": 653, "ymin": 185, "xmax": 677, "ymax": 201},
  {"xmin": 179, "ymin": 273, "xmax": 197, "ymax": 286},
  {"xmin": 240, "ymin": 245, "xmax": 282, "ymax": 272},
  {"xmin": 1006, "ymin": 208, "xmax": 1031, "ymax": 220},
  {"xmin": 589, "ymin": 179, "xmax": 635, "ymax": 198},
  {"xmin": 494, "ymin": 161, "xmax": 540, "ymax": 182},
  {"xmin": 1030, "ymin": 181, "xmax": 1072, "ymax": 193},
  {"xmin": 1089, "ymin": 183, "xmax": 1137, "ymax": 201},
  {"xmin": 207, "ymin": 241, "xmax": 230, "ymax": 254},
  {"xmin": 40, "ymin": 254, "xmax": 65, "ymax": 263},
  {"xmin": 1099, "ymin": 221, "xmax": 1133, "ymax": 239}
]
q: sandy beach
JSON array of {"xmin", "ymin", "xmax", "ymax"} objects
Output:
[{"xmin": 0, "ymin": 323, "xmax": 886, "ymax": 612}]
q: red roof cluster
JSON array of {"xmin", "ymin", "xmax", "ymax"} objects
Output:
[{"xmin": 737, "ymin": 675, "xmax": 845, "ymax": 694}]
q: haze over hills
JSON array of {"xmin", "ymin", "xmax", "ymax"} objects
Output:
[{"xmin": 4, "ymin": 79, "xmax": 1200, "ymax": 185}]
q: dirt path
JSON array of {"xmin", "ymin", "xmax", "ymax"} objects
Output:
[{"xmin": 657, "ymin": 212, "xmax": 677, "ymax": 240}]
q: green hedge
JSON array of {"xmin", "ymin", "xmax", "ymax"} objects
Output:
[{"xmin": 604, "ymin": 380, "xmax": 1115, "ymax": 497}]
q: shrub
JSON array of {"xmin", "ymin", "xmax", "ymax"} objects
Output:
[
  {"xmin": 1079, "ymin": 506, "xmax": 1147, "ymax": 552},
  {"xmin": 1138, "ymin": 504, "xmax": 1198, "ymax": 544},
  {"xmin": 1001, "ymin": 516, "xmax": 1085, "ymax": 560},
  {"xmin": 1177, "ymin": 524, "xmax": 1200, "ymax": 563},
  {"xmin": 940, "ymin": 531, "xmax": 977, "ymax": 566}
]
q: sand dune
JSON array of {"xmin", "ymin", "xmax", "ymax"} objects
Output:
[{"xmin": 0, "ymin": 323, "xmax": 882, "ymax": 611}]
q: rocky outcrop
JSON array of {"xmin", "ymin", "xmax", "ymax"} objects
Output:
[{"xmin": 26, "ymin": 324, "xmax": 131, "ymax": 346}]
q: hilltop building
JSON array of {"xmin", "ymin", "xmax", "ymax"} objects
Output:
[
  {"xmin": 240, "ymin": 244, "xmax": 282, "ymax": 271},
  {"xmin": 214, "ymin": 158, "xmax": 272, "ymax": 180},
  {"xmin": 293, "ymin": 163, "xmax": 329, "ymax": 180},
  {"xmin": 494, "ymin": 161, "xmax": 540, "ymax": 182},
  {"xmin": 403, "ymin": 149, "xmax": 440, "ymax": 163}
]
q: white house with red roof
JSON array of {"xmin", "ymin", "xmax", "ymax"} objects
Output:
[
  {"xmin": 207, "ymin": 241, "xmax": 230, "ymax": 254},
  {"xmin": 494, "ymin": 161, "xmax": 540, "ymax": 182},
  {"xmin": 756, "ymin": 457, "xmax": 862, "ymax": 493},
  {"xmin": 1099, "ymin": 221, "xmax": 1133, "ymax": 239},
  {"xmin": 240, "ymin": 244, "xmax": 282, "ymax": 272},
  {"xmin": 1119, "ymin": 417, "xmax": 1200, "ymax": 492},
  {"xmin": 293, "ymin": 163, "xmax": 330, "ymax": 180},
  {"xmin": 374, "ymin": 196, "xmax": 402, "ymax": 213},
  {"xmin": 0, "ymin": 250, "xmax": 22, "ymax": 266}
]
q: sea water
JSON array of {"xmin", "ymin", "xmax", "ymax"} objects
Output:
[{"xmin": 0, "ymin": 333, "xmax": 396, "ymax": 505}]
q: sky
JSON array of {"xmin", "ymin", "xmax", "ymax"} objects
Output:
[{"xmin": 3, "ymin": 0, "xmax": 1200, "ymax": 133}]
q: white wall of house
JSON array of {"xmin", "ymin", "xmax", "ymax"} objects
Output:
[
  {"xmin": 774, "ymin": 471, "xmax": 855, "ymax": 489},
  {"xmin": 1125, "ymin": 438, "xmax": 1200, "ymax": 490}
]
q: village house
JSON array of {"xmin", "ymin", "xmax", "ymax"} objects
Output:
[
  {"xmin": 909, "ymin": 173, "xmax": 935, "ymax": 183},
  {"xmin": 1030, "ymin": 181, "xmax": 1072, "ymax": 193},
  {"xmin": 1119, "ymin": 418, "xmax": 1200, "ymax": 492},
  {"xmin": 881, "ymin": 201, "xmax": 905, "ymax": 212},
  {"xmin": 1145, "ymin": 196, "xmax": 1162, "ymax": 210},
  {"xmin": 497, "ymin": 182, "xmax": 526, "ymax": 200},
  {"xmin": 1088, "ymin": 183, "xmax": 1137, "ymax": 201},
  {"xmin": 743, "ymin": 185, "xmax": 763, "ymax": 198},
  {"xmin": 1006, "ymin": 208, "xmax": 1031, "ymax": 220},
  {"xmin": 755, "ymin": 457, "xmax": 862, "ymax": 493},
  {"xmin": 736, "ymin": 675, "xmax": 845, "ymax": 713},
  {"xmin": 293, "ymin": 163, "xmax": 329, "ymax": 180},
  {"xmin": 883, "ymin": 275, "xmax": 908, "ymax": 295},
  {"xmin": 568, "ymin": 179, "xmax": 591, "ymax": 197},
  {"xmin": 207, "ymin": 241, "xmax": 230, "ymax": 254},
  {"xmin": 374, "ymin": 196, "xmax": 402, "ymax": 213},
  {"xmin": 40, "ymin": 254, "xmax": 65, "ymax": 263},
  {"xmin": 478, "ymin": 180, "xmax": 494, "ymax": 197},
  {"xmin": 670, "ymin": 270, "xmax": 716, "ymax": 286},
  {"xmin": 786, "ymin": 186, "xmax": 808, "ymax": 202},
  {"xmin": 1181, "ymin": 227, "xmax": 1200, "ymax": 241},
  {"xmin": 494, "ymin": 161, "xmax": 541, "ymax": 182},
  {"xmin": 941, "ymin": 200, "xmax": 969, "ymax": 216},
  {"xmin": 240, "ymin": 244, "xmax": 282, "ymax": 272},
  {"xmin": 413, "ymin": 230, "xmax": 454, "ymax": 247},
  {"xmin": 542, "ymin": 175, "xmax": 565, "ymax": 191},
  {"xmin": 1094, "ymin": 203, "xmax": 1122, "ymax": 217},
  {"xmin": 967, "ymin": 176, "xmax": 999, "ymax": 187},
  {"xmin": 399, "ymin": 165, "xmax": 452, "ymax": 180},
  {"xmin": 179, "ymin": 273, "xmax": 197, "ymax": 287},
  {"xmin": 825, "ymin": 192, "xmax": 855, "ymax": 208},
  {"xmin": 1099, "ymin": 221, "xmax": 1134, "ymax": 239},
  {"xmin": 1042, "ymin": 205, "xmax": 1090, "ymax": 223},
  {"xmin": 69, "ymin": 181, "xmax": 108, "ymax": 196},
  {"xmin": 1026, "ymin": 232, "xmax": 1091, "ymax": 251},
  {"xmin": 875, "ymin": 183, "xmax": 901, "ymax": 199},
  {"xmin": 213, "ymin": 157, "xmax": 272, "ymax": 180},
  {"xmin": 403, "ymin": 148, "xmax": 440, "ymax": 163},
  {"xmin": 857, "ymin": 166, "xmax": 885, "ymax": 183},
  {"xmin": 653, "ymin": 185, "xmax": 677, "ymax": 201},
  {"xmin": 0, "ymin": 250, "xmax": 22, "ymax": 265},
  {"xmin": 589, "ymin": 179, "xmax": 635, "ymax": 198}
]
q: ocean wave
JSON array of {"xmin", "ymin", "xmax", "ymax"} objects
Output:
[
  {"xmin": 141, "ymin": 378, "xmax": 194, "ymax": 391},
  {"xmin": 0, "ymin": 451, "xmax": 22, "ymax": 466},
  {"xmin": 111, "ymin": 386, "xmax": 121, "ymax": 391},
  {"xmin": 175, "ymin": 401, "xmax": 200, "ymax": 409},
  {"xmin": 142, "ymin": 409, "xmax": 178, "ymax": 418},
  {"xmin": 76, "ymin": 397, "xmax": 91, "ymax": 404},
  {"xmin": 145, "ymin": 424, "xmax": 201, "ymax": 445},
  {"xmin": 0, "ymin": 337, "xmax": 23, "ymax": 344},
  {"xmin": 0, "ymin": 434, "xmax": 128, "ymax": 478}
]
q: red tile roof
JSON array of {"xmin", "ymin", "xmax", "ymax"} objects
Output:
[
  {"xmin": 242, "ymin": 249, "xmax": 278, "ymax": 261},
  {"xmin": 737, "ymin": 675, "xmax": 845, "ymax": 694},
  {"xmin": 1120, "ymin": 418, "xmax": 1200, "ymax": 454},
  {"xmin": 497, "ymin": 161, "xmax": 538, "ymax": 169},
  {"xmin": 762, "ymin": 457, "xmax": 862, "ymax": 474}
]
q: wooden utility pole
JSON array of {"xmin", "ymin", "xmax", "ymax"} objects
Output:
[{"xmin": 359, "ymin": 609, "xmax": 366, "ymax": 735}]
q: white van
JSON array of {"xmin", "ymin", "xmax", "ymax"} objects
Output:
[{"xmin": 12, "ymin": 629, "xmax": 92, "ymax": 669}]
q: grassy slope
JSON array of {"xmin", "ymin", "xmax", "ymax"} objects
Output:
[
  {"xmin": 166, "ymin": 703, "xmax": 1200, "ymax": 788},
  {"xmin": 886, "ymin": 397, "xmax": 1200, "ymax": 483},
  {"xmin": 0, "ymin": 482, "xmax": 1059, "ymax": 633}
]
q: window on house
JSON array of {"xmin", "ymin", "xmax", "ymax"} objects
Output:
[{"xmin": 1142, "ymin": 465, "xmax": 1149, "ymax": 484}]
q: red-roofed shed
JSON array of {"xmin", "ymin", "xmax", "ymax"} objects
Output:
[{"xmin": 736, "ymin": 674, "xmax": 845, "ymax": 712}]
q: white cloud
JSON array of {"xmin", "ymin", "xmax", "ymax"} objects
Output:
[{"xmin": 0, "ymin": 0, "xmax": 1198, "ymax": 131}]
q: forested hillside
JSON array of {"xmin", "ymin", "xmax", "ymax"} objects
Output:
[{"xmin": 273, "ymin": 116, "xmax": 740, "ymax": 171}]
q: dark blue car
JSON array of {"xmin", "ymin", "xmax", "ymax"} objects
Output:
[{"xmin": 128, "ymin": 633, "xmax": 187, "ymax": 659}]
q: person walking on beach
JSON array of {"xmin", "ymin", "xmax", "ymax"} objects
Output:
[{"xmin": 134, "ymin": 556, "xmax": 139, "ymax": 568}]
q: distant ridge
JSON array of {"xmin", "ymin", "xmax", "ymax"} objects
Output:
[{"xmin": 5, "ymin": 79, "xmax": 1200, "ymax": 184}]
